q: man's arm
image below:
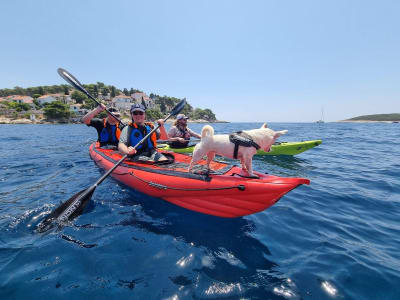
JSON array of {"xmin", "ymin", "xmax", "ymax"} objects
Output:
[
  {"xmin": 188, "ymin": 128, "xmax": 201, "ymax": 139},
  {"xmin": 118, "ymin": 127, "xmax": 136, "ymax": 155},
  {"xmin": 156, "ymin": 119, "xmax": 168, "ymax": 140},
  {"xmin": 81, "ymin": 104, "xmax": 106, "ymax": 125}
]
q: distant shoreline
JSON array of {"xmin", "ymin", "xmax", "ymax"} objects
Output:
[
  {"xmin": 337, "ymin": 120, "xmax": 399, "ymax": 123},
  {"xmin": 0, "ymin": 117, "xmax": 229, "ymax": 125}
]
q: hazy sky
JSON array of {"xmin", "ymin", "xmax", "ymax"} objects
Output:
[{"xmin": 1, "ymin": 0, "xmax": 399, "ymax": 122}]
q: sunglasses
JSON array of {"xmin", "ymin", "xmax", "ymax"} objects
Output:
[{"xmin": 132, "ymin": 111, "xmax": 144, "ymax": 116}]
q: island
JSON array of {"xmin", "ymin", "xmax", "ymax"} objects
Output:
[{"xmin": 340, "ymin": 113, "xmax": 400, "ymax": 123}]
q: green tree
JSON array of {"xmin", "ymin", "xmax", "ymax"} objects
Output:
[
  {"xmin": 111, "ymin": 86, "xmax": 116, "ymax": 98},
  {"xmin": 93, "ymin": 85, "xmax": 98, "ymax": 98},
  {"xmin": 192, "ymin": 108, "xmax": 216, "ymax": 121},
  {"xmin": 159, "ymin": 102, "xmax": 166, "ymax": 113},
  {"xmin": 123, "ymin": 88, "xmax": 129, "ymax": 96},
  {"xmin": 81, "ymin": 99, "xmax": 97, "ymax": 110},
  {"xmin": 181, "ymin": 103, "xmax": 193, "ymax": 117},
  {"xmin": 14, "ymin": 86, "xmax": 25, "ymax": 95},
  {"xmin": 101, "ymin": 87, "xmax": 109, "ymax": 96},
  {"xmin": 43, "ymin": 101, "xmax": 71, "ymax": 119},
  {"xmin": 71, "ymin": 91, "xmax": 88, "ymax": 104},
  {"xmin": 38, "ymin": 86, "xmax": 45, "ymax": 95},
  {"xmin": 33, "ymin": 99, "xmax": 41, "ymax": 109},
  {"xmin": 203, "ymin": 108, "xmax": 216, "ymax": 121},
  {"xmin": 146, "ymin": 109, "xmax": 163, "ymax": 121},
  {"xmin": 6, "ymin": 102, "xmax": 30, "ymax": 112},
  {"xmin": 63, "ymin": 85, "xmax": 69, "ymax": 95},
  {"xmin": 141, "ymin": 97, "xmax": 146, "ymax": 108}
]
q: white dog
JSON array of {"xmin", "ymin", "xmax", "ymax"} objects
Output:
[{"xmin": 188, "ymin": 123, "xmax": 288, "ymax": 176}]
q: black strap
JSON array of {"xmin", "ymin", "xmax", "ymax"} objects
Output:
[{"xmin": 229, "ymin": 131, "xmax": 260, "ymax": 159}]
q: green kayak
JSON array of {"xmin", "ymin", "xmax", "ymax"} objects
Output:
[{"xmin": 158, "ymin": 140, "xmax": 322, "ymax": 156}]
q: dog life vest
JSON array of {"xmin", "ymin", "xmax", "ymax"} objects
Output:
[
  {"xmin": 99, "ymin": 119, "xmax": 121, "ymax": 145},
  {"xmin": 127, "ymin": 122, "xmax": 157, "ymax": 153},
  {"xmin": 229, "ymin": 131, "xmax": 261, "ymax": 159}
]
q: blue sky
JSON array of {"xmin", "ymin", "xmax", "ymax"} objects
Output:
[{"xmin": 1, "ymin": 0, "xmax": 399, "ymax": 122}]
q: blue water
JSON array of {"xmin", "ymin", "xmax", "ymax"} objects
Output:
[{"xmin": 0, "ymin": 122, "xmax": 399, "ymax": 299}]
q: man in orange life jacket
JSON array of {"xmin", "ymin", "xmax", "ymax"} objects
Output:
[
  {"xmin": 118, "ymin": 103, "xmax": 169, "ymax": 162},
  {"xmin": 81, "ymin": 104, "xmax": 124, "ymax": 148}
]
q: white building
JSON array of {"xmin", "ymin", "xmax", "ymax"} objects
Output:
[
  {"xmin": 10, "ymin": 95, "xmax": 34, "ymax": 104},
  {"xmin": 112, "ymin": 95, "xmax": 133, "ymax": 111},
  {"xmin": 131, "ymin": 92, "xmax": 155, "ymax": 109},
  {"xmin": 37, "ymin": 95, "xmax": 57, "ymax": 105},
  {"xmin": 69, "ymin": 104, "xmax": 88, "ymax": 115}
]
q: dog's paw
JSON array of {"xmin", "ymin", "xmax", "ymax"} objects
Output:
[{"xmin": 239, "ymin": 169, "xmax": 250, "ymax": 177}]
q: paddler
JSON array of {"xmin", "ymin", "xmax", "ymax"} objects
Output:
[
  {"xmin": 81, "ymin": 104, "xmax": 124, "ymax": 149},
  {"xmin": 167, "ymin": 113, "xmax": 201, "ymax": 148},
  {"xmin": 118, "ymin": 103, "xmax": 169, "ymax": 162}
]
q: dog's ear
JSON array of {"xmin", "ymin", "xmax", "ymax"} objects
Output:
[
  {"xmin": 260, "ymin": 123, "xmax": 268, "ymax": 129},
  {"xmin": 274, "ymin": 130, "xmax": 288, "ymax": 138}
]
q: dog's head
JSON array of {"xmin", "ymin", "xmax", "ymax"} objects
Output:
[{"xmin": 245, "ymin": 123, "xmax": 288, "ymax": 152}]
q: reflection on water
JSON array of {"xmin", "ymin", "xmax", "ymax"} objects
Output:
[{"xmin": 113, "ymin": 188, "xmax": 299, "ymax": 298}]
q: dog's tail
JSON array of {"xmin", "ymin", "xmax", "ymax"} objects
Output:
[
  {"xmin": 274, "ymin": 130, "xmax": 288, "ymax": 138},
  {"xmin": 201, "ymin": 125, "xmax": 214, "ymax": 139}
]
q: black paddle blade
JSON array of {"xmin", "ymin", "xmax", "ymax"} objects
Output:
[
  {"xmin": 36, "ymin": 187, "xmax": 95, "ymax": 233},
  {"xmin": 57, "ymin": 68, "xmax": 88, "ymax": 95},
  {"xmin": 170, "ymin": 98, "xmax": 186, "ymax": 116}
]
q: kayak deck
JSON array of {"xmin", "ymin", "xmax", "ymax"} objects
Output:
[{"xmin": 258, "ymin": 140, "xmax": 322, "ymax": 155}]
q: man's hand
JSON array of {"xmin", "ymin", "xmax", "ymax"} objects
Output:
[
  {"xmin": 127, "ymin": 147, "xmax": 137, "ymax": 155},
  {"xmin": 156, "ymin": 119, "xmax": 164, "ymax": 126},
  {"xmin": 98, "ymin": 104, "xmax": 106, "ymax": 111}
]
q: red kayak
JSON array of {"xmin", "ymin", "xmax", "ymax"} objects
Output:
[{"xmin": 89, "ymin": 143, "xmax": 310, "ymax": 217}]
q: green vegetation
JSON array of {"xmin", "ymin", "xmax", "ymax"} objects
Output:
[
  {"xmin": 146, "ymin": 109, "xmax": 164, "ymax": 121},
  {"xmin": 151, "ymin": 94, "xmax": 216, "ymax": 121},
  {"xmin": 71, "ymin": 91, "xmax": 88, "ymax": 103},
  {"xmin": 1, "ymin": 83, "xmax": 219, "ymax": 121},
  {"xmin": 347, "ymin": 113, "xmax": 400, "ymax": 121},
  {"xmin": 4, "ymin": 101, "xmax": 31, "ymax": 112},
  {"xmin": 43, "ymin": 102, "xmax": 71, "ymax": 120}
]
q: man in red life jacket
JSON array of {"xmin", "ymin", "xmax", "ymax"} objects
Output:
[
  {"xmin": 81, "ymin": 104, "xmax": 124, "ymax": 148},
  {"xmin": 118, "ymin": 103, "xmax": 169, "ymax": 162}
]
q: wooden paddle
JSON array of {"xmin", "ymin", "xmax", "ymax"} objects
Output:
[{"xmin": 36, "ymin": 70, "xmax": 186, "ymax": 233}]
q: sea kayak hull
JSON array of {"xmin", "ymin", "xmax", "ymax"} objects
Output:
[
  {"xmin": 89, "ymin": 143, "xmax": 310, "ymax": 217},
  {"xmin": 158, "ymin": 140, "xmax": 322, "ymax": 156}
]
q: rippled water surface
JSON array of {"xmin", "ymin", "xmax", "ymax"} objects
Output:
[{"xmin": 0, "ymin": 123, "xmax": 399, "ymax": 299}]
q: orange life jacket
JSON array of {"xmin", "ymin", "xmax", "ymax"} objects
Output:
[{"xmin": 104, "ymin": 118, "xmax": 121, "ymax": 140}]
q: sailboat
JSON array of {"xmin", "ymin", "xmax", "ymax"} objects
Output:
[{"xmin": 316, "ymin": 106, "xmax": 325, "ymax": 123}]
